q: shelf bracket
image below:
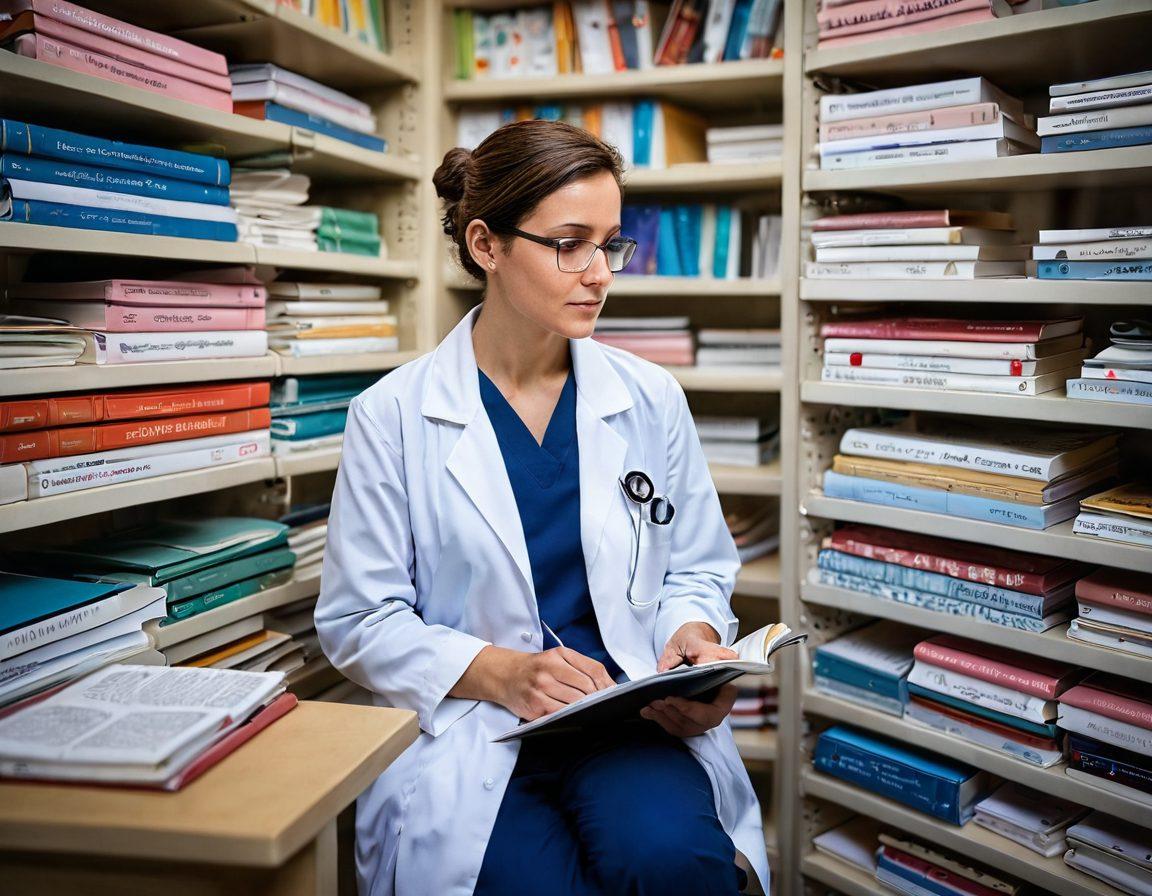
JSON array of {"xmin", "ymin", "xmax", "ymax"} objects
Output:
[{"xmin": 289, "ymin": 127, "xmax": 317, "ymax": 163}]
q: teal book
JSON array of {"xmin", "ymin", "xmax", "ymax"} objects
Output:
[
  {"xmin": 633, "ymin": 100, "xmax": 655, "ymax": 167},
  {"xmin": 714, "ymin": 206, "xmax": 732, "ymax": 278},
  {"xmin": 94, "ymin": 546, "xmax": 297, "ymax": 602},
  {"xmin": 271, "ymin": 408, "xmax": 350, "ymax": 440},
  {"xmin": 674, "ymin": 204, "xmax": 702, "ymax": 277},
  {"xmin": 31, "ymin": 518, "xmax": 288, "ymax": 585},
  {"xmin": 318, "ymin": 207, "xmax": 379, "ymax": 235},
  {"xmin": 163, "ymin": 567, "xmax": 293, "ymax": 624},
  {"xmin": 0, "ymin": 571, "xmax": 130, "ymax": 634},
  {"xmin": 656, "ymin": 207, "xmax": 682, "ymax": 275},
  {"xmin": 271, "ymin": 372, "xmax": 379, "ymax": 408}
]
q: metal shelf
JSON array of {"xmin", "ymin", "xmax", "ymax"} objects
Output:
[
  {"xmin": 667, "ymin": 366, "xmax": 783, "ymax": 393},
  {"xmin": 276, "ymin": 350, "xmax": 422, "ymax": 376},
  {"xmin": 801, "ymin": 853, "xmax": 879, "ymax": 896},
  {"xmin": 627, "ymin": 161, "xmax": 782, "ymax": 195},
  {"xmin": 274, "ymin": 445, "xmax": 344, "ymax": 478},
  {"xmin": 0, "ymin": 356, "xmax": 279, "ymax": 398},
  {"xmin": 0, "ymin": 222, "xmax": 254, "ymax": 265},
  {"xmin": 736, "ymin": 555, "xmax": 782, "ymax": 600},
  {"xmin": 800, "ymin": 278, "xmax": 1152, "ymax": 307},
  {"xmin": 734, "ymin": 728, "xmax": 779, "ymax": 764},
  {"xmin": 253, "ymin": 250, "xmax": 419, "ymax": 278},
  {"xmin": 711, "ymin": 460, "xmax": 783, "ymax": 496}
]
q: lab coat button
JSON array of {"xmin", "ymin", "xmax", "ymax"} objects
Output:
[
  {"xmin": 520, "ymin": 632, "xmax": 532, "ymax": 642},
  {"xmin": 483, "ymin": 777, "xmax": 495, "ymax": 790}
]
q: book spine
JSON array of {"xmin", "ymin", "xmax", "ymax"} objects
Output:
[
  {"xmin": 13, "ymin": 35, "xmax": 232, "ymax": 112},
  {"xmin": 255, "ymin": 83, "xmax": 377, "ymax": 134},
  {"xmin": 1051, "ymin": 83, "xmax": 1152, "ymax": 113},
  {"xmin": 814, "ymin": 676, "xmax": 908, "ymax": 716},
  {"xmin": 0, "ymin": 154, "xmax": 229, "ymax": 205},
  {"xmin": 102, "ymin": 382, "xmax": 270, "ymax": 421},
  {"xmin": 26, "ymin": 0, "xmax": 228, "ymax": 74},
  {"xmin": 0, "ymin": 396, "xmax": 93, "ymax": 433},
  {"xmin": 820, "ymin": 104, "xmax": 1002, "ymax": 143},
  {"xmin": 164, "ymin": 547, "xmax": 295, "ymax": 603},
  {"xmin": 8, "ymin": 179, "xmax": 237, "ymax": 224},
  {"xmin": 817, "ymin": 9, "xmax": 996, "ymax": 49},
  {"xmin": 813, "ymin": 211, "xmax": 952, "ymax": 231},
  {"xmin": 1042, "ymin": 125, "xmax": 1152, "ymax": 153},
  {"xmin": 1067, "ymin": 379, "xmax": 1152, "ymax": 405},
  {"xmin": 1073, "ymin": 513, "xmax": 1152, "ymax": 547},
  {"xmin": 1037, "ymin": 102, "xmax": 1152, "ymax": 135},
  {"xmin": 1069, "ymin": 753, "xmax": 1152, "ymax": 796},
  {"xmin": 1076, "ymin": 578, "xmax": 1152, "ymax": 615},
  {"xmin": 0, "ymin": 120, "xmax": 229, "ymax": 186},
  {"xmin": 9, "ymin": 198, "xmax": 238, "ymax": 242},
  {"xmin": 1033, "ymin": 239, "xmax": 1152, "ymax": 260},
  {"xmin": 838, "ymin": 429, "xmax": 1056, "ymax": 480},
  {"xmin": 821, "ymin": 318, "xmax": 1047, "ymax": 341},
  {"xmin": 817, "ymin": 0, "xmax": 993, "ymax": 39},
  {"xmin": 165, "ymin": 570, "xmax": 277, "ymax": 622},
  {"xmin": 820, "ymin": 78, "xmax": 985, "ymax": 123},
  {"xmin": 1038, "ymin": 226, "xmax": 1152, "ymax": 242},
  {"xmin": 908, "ymin": 682, "xmax": 1058, "ymax": 738},
  {"xmin": 820, "ymin": 366, "xmax": 1056, "ymax": 396},
  {"xmin": 1058, "ymin": 704, "xmax": 1152, "ymax": 755},
  {"xmin": 812, "ymin": 653, "xmax": 906, "ymax": 701},
  {"xmin": 909, "ymin": 661, "xmax": 1053, "ymax": 724},
  {"xmin": 1060, "ymin": 687, "xmax": 1152, "ymax": 730},
  {"xmin": 808, "ymin": 261, "xmax": 984, "ymax": 279},
  {"xmin": 912, "ymin": 641, "xmax": 1058, "ymax": 698},
  {"xmin": 0, "ymin": 586, "xmax": 151, "ymax": 661},
  {"xmin": 904, "ymin": 700, "xmax": 1063, "ymax": 767},
  {"xmin": 99, "ymin": 304, "xmax": 265, "ymax": 332},
  {"xmin": 814, "ymin": 569, "xmax": 1056, "ymax": 632},
  {"xmin": 238, "ymin": 102, "xmax": 388, "ymax": 153},
  {"xmin": 820, "ymin": 139, "xmax": 1014, "ymax": 170},
  {"xmin": 92, "ymin": 330, "xmax": 266, "ymax": 364},
  {"xmin": 825, "ymin": 352, "xmax": 1031, "ymax": 375},
  {"xmin": 1037, "ymin": 261, "xmax": 1152, "ymax": 281}
]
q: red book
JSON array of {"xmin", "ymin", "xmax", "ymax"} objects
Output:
[
  {"xmin": 880, "ymin": 845, "xmax": 1005, "ymax": 896},
  {"xmin": 0, "ymin": 406, "xmax": 271, "ymax": 464},
  {"xmin": 912, "ymin": 634, "xmax": 1082, "ymax": 700},
  {"xmin": 1075, "ymin": 568, "xmax": 1152, "ymax": 617},
  {"xmin": 812, "ymin": 210, "xmax": 1014, "ymax": 231},
  {"xmin": 819, "ymin": 317, "xmax": 1083, "ymax": 343},
  {"xmin": 908, "ymin": 694, "xmax": 1061, "ymax": 752},
  {"xmin": 0, "ymin": 381, "xmax": 270, "ymax": 434},
  {"xmin": 1060, "ymin": 673, "xmax": 1152, "ymax": 731},
  {"xmin": 826, "ymin": 525, "xmax": 1086, "ymax": 596},
  {"xmin": 9, "ymin": 279, "xmax": 266, "ymax": 307}
]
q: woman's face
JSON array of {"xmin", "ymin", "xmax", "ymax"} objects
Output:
[{"xmin": 479, "ymin": 169, "xmax": 623, "ymax": 340}]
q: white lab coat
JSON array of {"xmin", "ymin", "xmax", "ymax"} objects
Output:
[{"xmin": 315, "ymin": 305, "xmax": 768, "ymax": 896}]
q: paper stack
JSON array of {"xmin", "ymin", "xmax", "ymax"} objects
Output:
[
  {"xmin": 730, "ymin": 677, "xmax": 778, "ymax": 730},
  {"xmin": 725, "ymin": 500, "xmax": 778, "ymax": 563},
  {"xmin": 178, "ymin": 626, "xmax": 305, "ymax": 676},
  {"xmin": 0, "ymin": 572, "xmax": 165, "ymax": 707},
  {"xmin": 266, "ymin": 282, "xmax": 398, "ymax": 357},
  {"xmin": 0, "ymin": 315, "xmax": 88, "ymax": 369},
  {"xmin": 812, "ymin": 816, "xmax": 882, "ymax": 876},
  {"xmin": 1039, "ymin": 69, "xmax": 1152, "ymax": 154},
  {"xmin": 706, "ymin": 124, "xmax": 784, "ymax": 163},
  {"xmin": 1065, "ymin": 812, "xmax": 1152, "ymax": 893},
  {"xmin": 694, "ymin": 416, "xmax": 779, "ymax": 468},
  {"xmin": 1033, "ymin": 226, "xmax": 1152, "ymax": 285},
  {"xmin": 281, "ymin": 502, "xmax": 330, "ymax": 582},
  {"xmin": 817, "ymin": 78, "xmax": 1036, "ymax": 170},
  {"xmin": 877, "ymin": 829, "xmax": 1025, "ymax": 895},
  {"xmin": 0, "ymin": 665, "xmax": 293, "ymax": 790},
  {"xmin": 906, "ymin": 634, "xmax": 1083, "ymax": 768},
  {"xmin": 1071, "ymin": 568, "xmax": 1152, "ymax": 658},
  {"xmin": 271, "ymin": 372, "xmax": 379, "ymax": 455},
  {"xmin": 812, "ymin": 620, "xmax": 921, "ymax": 716},
  {"xmin": 696, "ymin": 329, "xmax": 781, "ymax": 371},
  {"xmin": 1073, "ymin": 482, "xmax": 1152, "ymax": 549},
  {"xmin": 1068, "ymin": 317, "xmax": 1152, "ymax": 405},
  {"xmin": 592, "ymin": 316, "xmax": 694, "ymax": 366},
  {"xmin": 823, "ymin": 418, "xmax": 1120, "ymax": 531},
  {"xmin": 973, "ymin": 783, "xmax": 1088, "ymax": 856}
]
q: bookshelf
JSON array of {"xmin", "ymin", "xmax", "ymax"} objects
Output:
[{"xmin": 783, "ymin": 0, "xmax": 1152, "ymax": 894}]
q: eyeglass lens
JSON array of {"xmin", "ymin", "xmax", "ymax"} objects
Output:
[{"xmin": 556, "ymin": 238, "xmax": 637, "ymax": 273}]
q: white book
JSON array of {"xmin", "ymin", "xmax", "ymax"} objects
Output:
[
  {"xmin": 29, "ymin": 432, "xmax": 271, "ymax": 498},
  {"xmin": 1050, "ymin": 69, "xmax": 1152, "ymax": 98},
  {"xmin": 824, "ymin": 333, "xmax": 1084, "ymax": 360},
  {"xmin": 1038, "ymin": 225, "xmax": 1152, "ymax": 244},
  {"xmin": 815, "ymin": 675, "xmax": 907, "ymax": 716},
  {"xmin": 812, "ymin": 817, "xmax": 882, "ymax": 874},
  {"xmin": 270, "ymin": 336, "xmax": 399, "ymax": 356},
  {"xmin": 708, "ymin": 144, "xmax": 783, "ymax": 163},
  {"xmin": 1067, "ymin": 378, "xmax": 1152, "ymax": 405},
  {"xmin": 694, "ymin": 417, "xmax": 774, "ymax": 440},
  {"xmin": 79, "ymin": 330, "xmax": 268, "ymax": 364},
  {"xmin": 816, "ymin": 244, "xmax": 1030, "ymax": 262},
  {"xmin": 824, "ymin": 350, "xmax": 1083, "ymax": 376},
  {"xmin": 818, "ymin": 118, "xmax": 1038, "ymax": 157},
  {"xmin": 0, "ymin": 629, "xmax": 152, "ymax": 707},
  {"xmin": 208, "ymin": 631, "xmax": 292, "ymax": 670},
  {"xmin": 267, "ymin": 283, "xmax": 382, "ymax": 300},
  {"xmin": 165, "ymin": 616, "xmax": 265, "ymax": 665},
  {"xmin": 697, "ymin": 328, "xmax": 781, "ymax": 346},
  {"xmin": 727, "ymin": 210, "xmax": 742, "ymax": 279},
  {"xmin": 6, "ymin": 180, "xmax": 238, "ymax": 224},
  {"xmin": 572, "ymin": 0, "xmax": 616, "ymax": 74},
  {"xmin": 229, "ymin": 63, "xmax": 372, "ymax": 116},
  {"xmin": 600, "ymin": 102, "xmax": 635, "ymax": 169},
  {"xmin": 1058, "ymin": 703, "xmax": 1152, "ymax": 755},
  {"xmin": 1032, "ymin": 238, "xmax": 1152, "ymax": 260},
  {"xmin": 1037, "ymin": 102, "xmax": 1152, "ymax": 136},
  {"xmin": 697, "ymin": 347, "xmax": 782, "ymax": 366},
  {"xmin": 707, "ymin": 124, "xmax": 786, "ymax": 143},
  {"xmin": 905, "ymin": 698, "xmax": 1065, "ymax": 768},
  {"xmin": 519, "ymin": 8, "xmax": 558, "ymax": 77},
  {"xmin": 1073, "ymin": 512, "xmax": 1152, "ymax": 547},
  {"xmin": 266, "ymin": 300, "xmax": 392, "ymax": 316},
  {"xmin": 487, "ymin": 13, "xmax": 520, "ymax": 78},
  {"xmin": 26, "ymin": 430, "xmax": 268, "ymax": 480},
  {"xmin": 820, "ymin": 77, "xmax": 1025, "ymax": 124},
  {"xmin": 270, "ymin": 315, "xmax": 395, "ymax": 331},
  {"xmin": 822, "ymin": 139, "xmax": 1031, "ymax": 170},
  {"xmin": 975, "ymin": 782, "xmax": 1087, "ymax": 838},
  {"xmin": 811, "ymin": 227, "xmax": 1016, "ymax": 248},
  {"xmin": 1050, "ymin": 82, "xmax": 1152, "ymax": 114},
  {"xmin": 632, "ymin": 1, "xmax": 655, "ymax": 69},
  {"xmin": 1064, "ymin": 770, "xmax": 1152, "ymax": 810},
  {"xmin": 806, "ymin": 260, "xmax": 1026, "ymax": 279},
  {"xmin": 822, "ymin": 364, "xmax": 1074, "ymax": 396},
  {"xmin": 1069, "ymin": 811, "xmax": 1152, "ymax": 872},
  {"xmin": 973, "ymin": 813, "xmax": 1069, "ymax": 857},
  {"xmin": 700, "ymin": 440, "xmax": 777, "ymax": 467},
  {"xmin": 908, "ymin": 660, "xmax": 1055, "ymax": 725},
  {"xmin": 1079, "ymin": 366, "xmax": 1152, "ymax": 385},
  {"xmin": 702, "ymin": 0, "xmax": 736, "ymax": 63},
  {"xmin": 230, "ymin": 81, "xmax": 376, "ymax": 133},
  {"xmin": 597, "ymin": 316, "xmax": 691, "ymax": 331},
  {"xmin": 698, "ymin": 204, "xmax": 717, "ymax": 280},
  {"xmin": 1076, "ymin": 601, "xmax": 1152, "ymax": 636},
  {"xmin": 0, "ymin": 464, "xmax": 26, "ymax": 506}
]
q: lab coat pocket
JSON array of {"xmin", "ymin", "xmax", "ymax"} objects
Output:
[{"xmin": 628, "ymin": 520, "xmax": 674, "ymax": 612}]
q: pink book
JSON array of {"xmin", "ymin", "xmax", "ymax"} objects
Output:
[
  {"xmin": 4, "ymin": 12, "xmax": 233, "ymax": 92},
  {"xmin": 9, "ymin": 279, "xmax": 267, "ymax": 307},
  {"xmin": 913, "ymin": 634, "xmax": 1083, "ymax": 699},
  {"xmin": 1076, "ymin": 568, "xmax": 1152, "ymax": 617},
  {"xmin": 817, "ymin": 8, "xmax": 998, "ymax": 47},
  {"xmin": 820, "ymin": 103, "xmax": 1003, "ymax": 143},
  {"xmin": 12, "ymin": 300, "xmax": 267, "ymax": 332},
  {"xmin": 818, "ymin": 0, "xmax": 1000, "ymax": 37},
  {"xmin": 819, "ymin": 316, "xmax": 1083, "ymax": 343},
  {"xmin": 1060, "ymin": 673, "xmax": 1152, "ymax": 731},
  {"xmin": 0, "ymin": 0, "xmax": 227, "ymax": 75},
  {"xmin": 13, "ymin": 33, "xmax": 232, "ymax": 113},
  {"xmin": 812, "ymin": 209, "xmax": 1014, "ymax": 231}
]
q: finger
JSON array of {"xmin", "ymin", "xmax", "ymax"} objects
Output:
[
  {"xmin": 541, "ymin": 679, "xmax": 594, "ymax": 705},
  {"xmin": 643, "ymin": 704, "xmax": 701, "ymax": 738},
  {"xmin": 685, "ymin": 643, "xmax": 739, "ymax": 664},
  {"xmin": 657, "ymin": 644, "xmax": 687, "ymax": 673},
  {"xmin": 661, "ymin": 697, "xmax": 724, "ymax": 730},
  {"xmin": 523, "ymin": 694, "xmax": 568, "ymax": 721},
  {"xmin": 561, "ymin": 649, "xmax": 615, "ymax": 691},
  {"xmin": 713, "ymin": 683, "xmax": 740, "ymax": 714},
  {"xmin": 547, "ymin": 651, "xmax": 600, "ymax": 695}
]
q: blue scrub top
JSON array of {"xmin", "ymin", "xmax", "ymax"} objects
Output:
[{"xmin": 478, "ymin": 367, "xmax": 624, "ymax": 681}]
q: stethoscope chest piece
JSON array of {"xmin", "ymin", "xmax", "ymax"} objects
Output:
[
  {"xmin": 621, "ymin": 470, "xmax": 655, "ymax": 504},
  {"xmin": 618, "ymin": 470, "xmax": 675, "ymax": 608}
]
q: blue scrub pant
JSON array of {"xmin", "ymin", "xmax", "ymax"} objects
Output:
[{"xmin": 474, "ymin": 723, "xmax": 747, "ymax": 896}]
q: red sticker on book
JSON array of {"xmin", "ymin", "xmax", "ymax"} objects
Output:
[
  {"xmin": 1106, "ymin": 370, "xmax": 1117, "ymax": 378},
  {"xmin": 1010, "ymin": 360, "xmax": 1022, "ymax": 376},
  {"xmin": 850, "ymin": 352, "xmax": 862, "ymax": 366}
]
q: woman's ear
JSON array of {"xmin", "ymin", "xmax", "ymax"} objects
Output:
[{"xmin": 465, "ymin": 219, "xmax": 498, "ymax": 273}]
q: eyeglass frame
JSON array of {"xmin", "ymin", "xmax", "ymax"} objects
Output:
[{"xmin": 495, "ymin": 224, "xmax": 639, "ymax": 273}]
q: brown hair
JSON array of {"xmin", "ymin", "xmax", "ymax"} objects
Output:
[{"xmin": 433, "ymin": 119, "xmax": 624, "ymax": 280}]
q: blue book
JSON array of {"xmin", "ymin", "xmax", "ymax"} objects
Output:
[
  {"xmin": 0, "ymin": 119, "xmax": 229, "ymax": 186},
  {"xmin": 813, "ymin": 724, "xmax": 991, "ymax": 825},
  {"xmin": 1067, "ymin": 378, "xmax": 1152, "ymax": 405},
  {"xmin": 723, "ymin": 0, "xmax": 754, "ymax": 61},
  {"xmin": 4, "ymin": 198, "xmax": 238, "ymax": 242},
  {"xmin": 1042, "ymin": 125, "xmax": 1152, "ymax": 153},
  {"xmin": 0, "ymin": 154, "xmax": 229, "ymax": 206},
  {"xmin": 876, "ymin": 851, "xmax": 959, "ymax": 896},
  {"xmin": 813, "ymin": 620, "xmax": 918, "ymax": 715},
  {"xmin": 1036, "ymin": 260, "xmax": 1152, "ymax": 281},
  {"xmin": 533, "ymin": 105, "xmax": 565, "ymax": 121},
  {"xmin": 817, "ymin": 549, "xmax": 1056, "ymax": 618},
  {"xmin": 1067, "ymin": 733, "xmax": 1152, "ymax": 795},
  {"xmin": 656, "ymin": 207, "xmax": 682, "ymax": 275},
  {"xmin": 271, "ymin": 407, "xmax": 350, "ymax": 440},
  {"xmin": 633, "ymin": 100, "xmax": 655, "ymax": 167},
  {"xmin": 821, "ymin": 470, "xmax": 1078, "ymax": 530},
  {"xmin": 612, "ymin": 1, "xmax": 641, "ymax": 69},
  {"xmin": 620, "ymin": 204, "xmax": 660, "ymax": 275},
  {"xmin": 674, "ymin": 204, "xmax": 702, "ymax": 276},
  {"xmin": 0, "ymin": 571, "xmax": 130, "ymax": 634},
  {"xmin": 250, "ymin": 103, "xmax": 387, "ymax": 153},
  {"xmin": 271, "ymin": 373, "xmax": 379, "ymax": 408},
  {"xmin": 907, "ymin": 683, "xmax": 1059, "ymax": 738},
  {"xmin": 713, "ymin": 205, "xmax": 732, "ymax": 278}
]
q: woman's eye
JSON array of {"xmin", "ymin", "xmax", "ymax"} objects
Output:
[{"xmin": 557, "ymin": 240, "xmax": 584, "ymax": 253}]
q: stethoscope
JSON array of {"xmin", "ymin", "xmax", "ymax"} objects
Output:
[{"xmin": 619, "ymin": 470, "xmax": 675, "ymax": 608}]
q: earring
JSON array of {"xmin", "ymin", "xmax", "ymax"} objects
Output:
[{"xmin": 488, "ymin": 262, "xmax": 496, "ymax": 270}]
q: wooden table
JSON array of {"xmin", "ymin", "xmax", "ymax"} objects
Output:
[{"xmin": 0, "ymin": 701, "xmax": 418, "ymax": 896}]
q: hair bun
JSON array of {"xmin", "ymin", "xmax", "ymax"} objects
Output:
[{"xmin": 433, "ymin": 147, "xmax": 471, "ymax": 205}]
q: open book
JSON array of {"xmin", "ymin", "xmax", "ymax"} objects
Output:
[{"xmin": 496, "ymin": 623, "xmax": 807, "ymax": 742}]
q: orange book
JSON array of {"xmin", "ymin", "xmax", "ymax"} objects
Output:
[
  {"xmin": 183, "ymin": 631, "xmax": 272, "ymax": 668},
  {"xmin": 582, "ymin": 103, "xmax": 603, "ymax": 137},
  {"xmin": 605, "ymin": 9, "xmax": 627, "ymax": 71},
  {"xmin": 554, "ymin": 1, "xmax": 577, "ymax": 74}
]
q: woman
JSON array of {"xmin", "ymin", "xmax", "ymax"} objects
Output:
[{"xmin": 315, "ymin": 119, "xmax": 768, "ymax": 896}]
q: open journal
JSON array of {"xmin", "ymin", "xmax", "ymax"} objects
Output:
[{"xmin": 496, "ymin": 623, "xmax": 807, "ymax": 742}]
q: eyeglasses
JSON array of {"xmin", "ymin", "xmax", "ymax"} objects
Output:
[{"xmin": 502, "ymin": 225, "xmax": 638, "ymax": 273}]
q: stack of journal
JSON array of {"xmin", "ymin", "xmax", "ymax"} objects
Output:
[
  {"xmin": 1071, "ymin": 568, "xmax": 1152, "ymax": 658},
  {"xmin": 266, "ymin": 282, "xmax": 398, "ymax": 357},
  {"xmin": 972, "ymin": 782, "xmax": 1088, "ymax": 856},
  {"xmin": 706, "ymin": 124, "xmax": 783, "ymax": 163},
  {"xmin": 592, "ymin": 316, "xmax": 694, "ymax": 366},
  {"xmin": 270, "ymin": 372, "xmax": 379, "ymax": 455},
  {"xmin": 812, "ymin": 619, "xmax": 922, "ymax": 716},
  {"xmin": 1038, "ymin": 69, "xmax": 1152, "ymax": 154},
  {"xmin": 1073, "ymin": 483, "xmax": 1152, "ymax": 549},
  {"xmin": 1064, "ymin": 812, "xmax": 1152, "ymax": 894},
  {"xmin": 694, "ymin": 416, "xmax": 779, "ymax": 468},
  {"xmin": 874, "ymin": 829, "xmax": 1025, "ymax": 895},
  {"xmin": 1068, "ymin": 316, "xmax": 1152, "ymax": 405},
  {"xmin": 729, "ymin": 676, "xmax": 778, "ymax": 730},
  {"xmin": 279, "ymin": 501, "xmax": 330, "ymax": 583},
  {"xmin": 724, "ymin": 500, "xmax": 779, "ymax": 563},
  {"xmin": 815, "ymin": 0, "xmax": 1027, "ymax": 48},
  {"xmin": 696, "ymin": 329, "xmax": 781, "ymax": 370}
]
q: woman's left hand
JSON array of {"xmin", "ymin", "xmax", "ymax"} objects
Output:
[{"xmin": 641, "ymin": 622, "xmax": 739, "ymax": 736}]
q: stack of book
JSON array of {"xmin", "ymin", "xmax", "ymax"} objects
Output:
[
  {"xmin": 270, "ymin": 372, "xmax": 378, "ymax": 455},
  {"xmin": 972, "ymin": 783, "xmax": 1088, "ymax": 857},
  {"xmin": 907, "ymin": 634, "xmax": 1082, "ymax": 768},
  {"xmin": 0, "ymin": 664, "xmax": 295, "ymax": 790},
  {"xmin": 28, "ymin": 517, "xmax": 295, "ymax": 627},
  {"xmin": 813, "ymin": 524, "xmax": 1087, "ymax": 632},
  {"xmin": 1073, "ymin": 483, "xmax": 1152, "ymax": 549},
  {"xmin": 592, "ymin": 316, "xmax": 695, "ymax": 366},
  {"xmin": 724, "ymin": 500, "xmax": 779, "ymax": 563},
  {"xmin": 812, "ymin": 619, "xmax": 921, "ymax": 716},
  {"xmin": 1039, "ymin": 69, "xmax": 1152, "ymax": 154},
  {"xmin": 1065, "ymin": 812, "xmax": 1152, "ymax": 893},
  {"xmin": 696, "ymin": 329, "xmax": 781, "ymax": 370},
  {"xmin": 807, "ymin": 208, "xmax": 1026, "ymax": 281},
  {"xmin": 815, "ymin": 0, "xmax": 1024, "ymax": 48},
  {"xmin": 0, "ymin": 380, "xmax": 271, "ymax": 508},
  {"xmin": 817, "ymin": 78, "xmax": 1036, "ymax": 170},
  {"xmin": 0, "ymin": 315, "xmax": 87, "ymax": 369},
  {"xmin": 177, "ymin": 624, "xmax": 306, "ymax": 676},
  {"xmin": 1058, "ymin": 673, "xmax": 1152, "ymax": 807},
  {"xmin": 287, "ymin": 0, "xmax": 388, "ymax": 51},
  {"xmin": 811, "ymin": 815, "xmax": 882, "ymax": 878},
  {"xmin": 706, "ymin": 124, "xmax": 784, "ymax": 163},
  {"xmin": 453, "ymin": 1, "xmax": 781, "ymax": 80},
  {"xmin": 1071, "ymin": 568, "xmax": 1152, "ymax": 658},
  {"xmin": 1, "ymin": 0, "xmax": 231, "ymax": 110},
  {"xmin": 265, "ymin": 595, "xmax": 325, "ymax": 678},
  {"xmin": 730, "ymin": 677, "xmax": 778, "ymax": 730},
  {"xmin": 694, "ymin": 416, "xmax": 779, "ymax": 468},
  {"xmin": 820, "ymin": 316, "xmax": 1084, "ymax": 394},
  {"xmin": 231, "ymin": 64, "xmax": 387, "ymax": 154},
  {"xmin": 7, "ymin": 273, "xmax": 269, "ymax": 365},
  {"xmin": 266, "ymin": 282, "xmax": 398, "ymax": 357},
  {"xmin": 1033, "ymin": 225, "xmax": 1152, "ymax": 284},
  {"xmin": 0, "ymin": 571, "xmax": 165, "ymax": 707},
  {"xmin": 1069, "ymin": 317, "xmax": 1152, "ymax": 406},
  {"xmin": 814, "ymin": 724, "xmax": 993, "ymax": 825},
  {"xmin": 0, "ymin": 118, "xmax": 235, "ymax": 241},
  {"xmin": 823, "ymin": 418, "xmax": 1120, "ymax": 531},
  {"xmin": 280, "ymin": 502, "xmax": 330, "ymax": 582}
]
